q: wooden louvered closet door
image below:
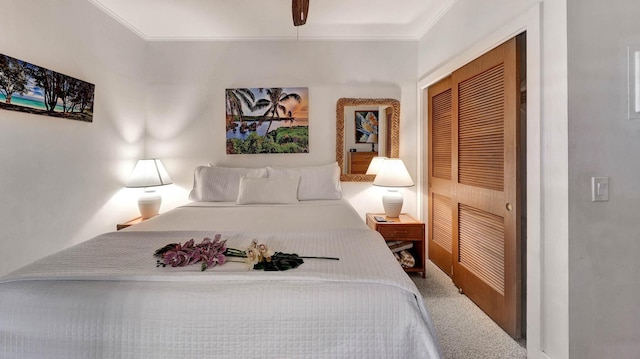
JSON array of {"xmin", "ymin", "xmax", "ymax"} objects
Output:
[
  {"xmin": 427, "ymin": 76, "xmax": 454, "ymax": 277},
  {"xmin": 451, "ymin": 37, "xmax": 521, "ymax": 338},
  {"xmin": 425, "ymin": 37, "xmax": 522, "ymax": 338}
]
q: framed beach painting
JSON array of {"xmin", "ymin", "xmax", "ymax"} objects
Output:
[
  {"xmin": 226, "ymin": 87, "xmax": 309, "ymax": 154},
  {"xmin": 0, "ymin": 53, "xmax": 95, "ymax": 122}
]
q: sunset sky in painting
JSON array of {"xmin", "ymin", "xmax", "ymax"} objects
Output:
[{"xmin": 243, "ymin": 87, "xmax": 308, "ymax": 119}]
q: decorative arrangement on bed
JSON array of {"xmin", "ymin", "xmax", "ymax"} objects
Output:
[{"xmin": 155, "ymin": 236, "xmax": 338, "ymax": 271}]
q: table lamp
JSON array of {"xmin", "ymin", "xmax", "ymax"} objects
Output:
[
  {"xmin": 365, "ymin": 156, "xmax": 387, "ymax": 175},
  {"xmin": 126, "ymin": 159, "xmax": 172, "ymax": 219},
  {"xmin": 372, "ymin": 158, "xmax": 414, "ymax": 218}
]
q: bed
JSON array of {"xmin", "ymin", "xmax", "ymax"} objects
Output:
[{"xmin": 0, "ymin": 163, "xmax": 442, "ymax": 358}]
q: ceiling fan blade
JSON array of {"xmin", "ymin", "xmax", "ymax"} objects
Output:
[{"xmin": 292, "ymin": 0, "xmax": 309, "ymax": 26}]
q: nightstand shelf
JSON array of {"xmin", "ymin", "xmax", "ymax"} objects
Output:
[
  {"xmin": 366, "ymin": 213, "xmax": 426, "ymax": 278},
  {"xmin": 116, "ymin": 217, "xmax": 145, "ymax": 231}
]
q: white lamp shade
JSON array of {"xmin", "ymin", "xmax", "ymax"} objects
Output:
[
  {"xmin": 373, "ymin": 158, "xmax": 414, "ymax": 187},
  {"xmin": 126, "ymin": 159, "xmax": 173, "ymax": 188},
  {"xmin": 365, "ymin": 156, "xmax": 387, "ymax": 175}
]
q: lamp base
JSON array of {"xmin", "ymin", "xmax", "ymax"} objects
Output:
[
  {"xmin": 138, "ymin": 189, "xmax": 161, "ymax": 219},
  {"xmin": 382, "ymin": 189, "xmax": 403, "ymax": 218}
]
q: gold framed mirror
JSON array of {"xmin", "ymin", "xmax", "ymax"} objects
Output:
[{"xmin": 336, "ymin": 98, "xmax": 400, "ymax": 182}]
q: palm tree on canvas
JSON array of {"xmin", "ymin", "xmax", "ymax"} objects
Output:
[
  {"xmin": 254, "ymin": 88, "xmax": 302, "ymax": 133},
  {"xmin": 225, "ymin": 88, "xmax": 256, "ymax": 131}
]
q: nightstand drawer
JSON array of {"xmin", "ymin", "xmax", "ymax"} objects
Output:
[{"xmin": 377, "ymin": 225, "xmax": 424, "ymax": 240}]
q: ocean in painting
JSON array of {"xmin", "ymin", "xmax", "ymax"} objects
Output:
[
  {"xmin": 226, "ymin": 118, "xmax": 309, "ymax": 140},
  {"xmin": 0, "ymin": 93, "xmax": 64, "ymax": 112}
]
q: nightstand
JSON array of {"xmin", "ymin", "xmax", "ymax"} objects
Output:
[
  {"xmin": 348, "ymin": 152, "xmax": 377, "ymax": 174},
  {"xmin": 116, "ymin": 217, "xmax": 145, "ymax": 231},
  {"xmin": 366, "ymin": 213, "xmax": 426, "ymax": 278}
]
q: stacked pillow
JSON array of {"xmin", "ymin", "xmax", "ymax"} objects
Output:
[
  {"xmin": 189, "ymin": 166, "xmax": 267, "ymax": 202},
  {"xmin": 189, "ymin": 162, "xmax": 342, "ymax": 204},
  {"xmin": 266, "ymin": 163, "xmax": 342, "ymax": 201},
  {"xmin": 236, "ymin": 176, "xmax": 300, "ymax": 205}
]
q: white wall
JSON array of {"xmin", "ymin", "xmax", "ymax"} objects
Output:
[
  {"xmin": 417, "ymin": 0, "xmax": 569, "ymax": 358},
  {"xmin": 567, "ymin": 0, "xmax": 640, "ymax": 357},
  {"xmin": 0, "ymin": 0, "xmax": 147, "ymax": 276},
  {"xmin": 143, "ymin": 40, "xmax": 419, "ymax": 218},
  {"xmin": 417, "ymin": 0, "xmax": 539, "ymax": 79}
]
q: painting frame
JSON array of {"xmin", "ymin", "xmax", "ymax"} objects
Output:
[
  {"xmin": 225, "ymin": 87, "xmax": 309, "ymax": 154},
  {"xmin": 0, "ymin": 53, "xmax": 95, "ymax": 123},
  {"xmin": 354, "ymin": 110, "xmax": 379, "ymax": 144}
]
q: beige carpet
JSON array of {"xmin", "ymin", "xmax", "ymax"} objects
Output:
[{"xmin": 412, "ymin": 261, "xmax": 527, "ymax": 359}]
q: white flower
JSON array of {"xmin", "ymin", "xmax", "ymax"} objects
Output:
[
  {"xmin": 257, "ymin": 243, "xmax": 274, "ymax": 262},
  {"xmin": 245, "ymin": 240, "xmax": 273, "ymax": 265}
]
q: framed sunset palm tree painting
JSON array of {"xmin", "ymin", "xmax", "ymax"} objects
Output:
[{"xmin": 225, "ymin": 87, "xmax": 309, "ymax": 154}]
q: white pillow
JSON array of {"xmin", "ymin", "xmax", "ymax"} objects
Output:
[
  {"xmin": 189, "ymin": 166, "xmax": 267, "ymax": 201},
  {"xmin": 266, "ymin": 162, "xmax": 342, "ymax": 200},
  {"xmin": 236, "ymin": 176, "xmax": 300, "ymax": 205}
]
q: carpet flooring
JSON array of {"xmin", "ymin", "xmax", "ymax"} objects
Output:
[{"xmin": 412, "ymin": 261, "xmax": 527, "ymax": 359}]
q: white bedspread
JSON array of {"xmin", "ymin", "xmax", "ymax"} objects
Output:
[{"xmin": 0, "ymin": 201, "xmax": 442, "ymax": 359}]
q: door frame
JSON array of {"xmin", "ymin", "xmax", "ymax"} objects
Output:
[{"xmin": 416, "ymin": 3, "xmax": 550, "ymax": 356}]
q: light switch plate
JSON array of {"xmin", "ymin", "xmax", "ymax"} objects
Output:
[
  {"xmin": 629, "ymin": 45, "xmax": 640, "ymax": 119},
  {"xmin": 591, "ymin": 177, "xmax": 609, "ymax": 202}
]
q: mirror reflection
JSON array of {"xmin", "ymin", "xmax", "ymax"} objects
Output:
[{"xmin": 336, "ymin": 98, "xmax": 400, "ymax": 182}]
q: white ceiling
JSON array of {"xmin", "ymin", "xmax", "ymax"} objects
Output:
[{"xmin": 89, "ymin": 0, "xmax": 457, "ymax": 41}]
